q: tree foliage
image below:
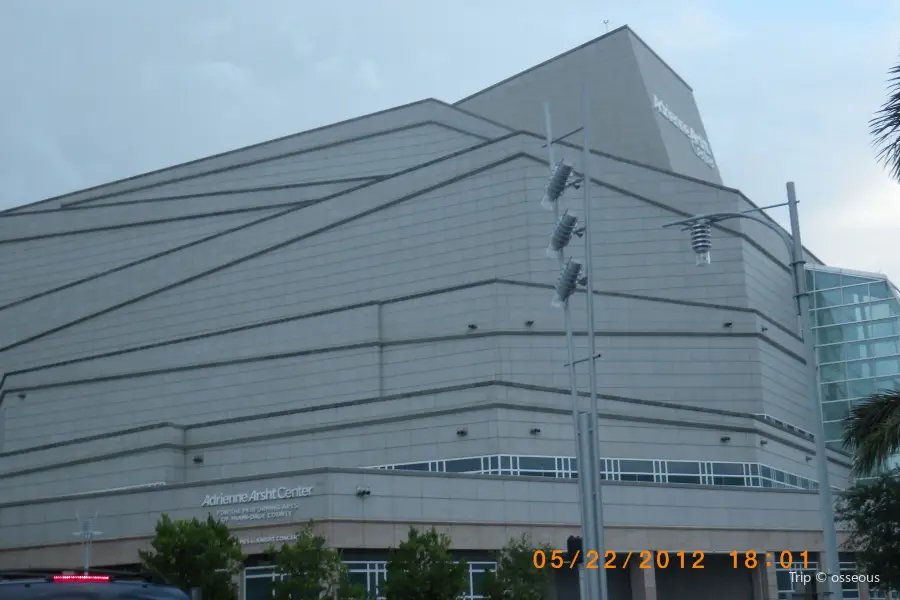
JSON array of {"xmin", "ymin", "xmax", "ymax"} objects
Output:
[
  {"xmin": 139, "ymin": 513, "xmax": 244, "ymax": 600},
  {"xmin": 836, "ymin": 470, "xmax": 900, "ymax": 592},
  {"xmin": 268, "ymin": 522, "xmax": 365, "ymax": 600},
  {"xmin": 383, "ymin": 526, "xmax": 468, "ymax": 600},
  {"xmin": 843, "ymin": 391, "xmax": 900, "ymax": 475},
  {"xmin": 482, "ymin": 534, "xmax": 553, "ymax": 600},
  {"xmin": 871, "ymin": 56, "xmax": 900, "ymax": 182}
]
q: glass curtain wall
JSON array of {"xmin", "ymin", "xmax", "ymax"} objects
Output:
[{"xmin": 807, "ymin": 266, "xmax": 900, "ymax": 466}]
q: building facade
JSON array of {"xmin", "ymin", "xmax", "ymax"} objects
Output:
[
  {"xmin": 809, "ymin": 266, "xmax": 900, "ymax": 459},
  {"xmin": 0, "ymin": 26, "xmax": 862, "ymax": 600}
]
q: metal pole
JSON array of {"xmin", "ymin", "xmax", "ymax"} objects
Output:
[
  {"xmin": 786, "ymin": 182, "xmax": 841, "ymax": 597},
  {"xmin": 544, "ymin": 102, "xmax": 594, "ymax": 600},
  {"xmin": 578, "ymin": 412, "xmax": 598, "ymax": 598},
  {"xmin": 581, "ymin": 82, "xmax": 607, "ymax": 600},
  {"xmin": 83, "ymin": 535, "xmax": 90, "ymax": 573}
]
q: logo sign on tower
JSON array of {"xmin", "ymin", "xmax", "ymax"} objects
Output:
[{"xmin": 652, "ymin": 95, "xmax": 716, "ymax": 170}]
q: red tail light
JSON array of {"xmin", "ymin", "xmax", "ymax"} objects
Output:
[{"xmin": 53, "ymin": 575, "xmax": 110, "ymax": 582}]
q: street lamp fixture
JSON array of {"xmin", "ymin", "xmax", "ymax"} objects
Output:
[
  {"xmin": 546, "ymin": 210, "xmax": 585, "ymax": 259},
  {"xmin": 552, "ymin": 259, "xmax": 583, "ymax": 308},
  {"xmin": 689, "ymin": 220, "xmax": 713, "ymax": 266},
  {"xmin": 541, "ymin": 160, "xmax": 575, "ymax": 210},
  {"xmin": 662, "ymin": 186, "xmax": 841, "ymax": 598}
]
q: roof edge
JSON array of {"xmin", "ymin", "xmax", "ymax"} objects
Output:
[{"xmin": 1, "ymin": 98, "xmax": 449, "ymax": 215}]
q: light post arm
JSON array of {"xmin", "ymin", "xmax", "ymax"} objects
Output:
[
  {"xmin": 663, "ymin": 189, "xmax": 842, "ymax": 596},
  {"xmin": 663, "ymin": 211, "xmax": 801, "ymax": 314}
]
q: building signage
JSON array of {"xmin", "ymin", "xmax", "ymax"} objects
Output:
[
  {"xmin": 214, "ymin": 503, "xmax": 300, "ymax": 524},
  {"xmin": 201, "ymin": 485, "xmax": 313, "ymax": 524},
  {"xmin": 652, "ymin": 95, "xmax": 716, "ymax": 170},
  {"xmin": 239, "ymin": 534, "xmax": 300, "ymax": 546},
  {"xmin": 201, "ymin": 485, "xmax": 313, "ymax": 507}
]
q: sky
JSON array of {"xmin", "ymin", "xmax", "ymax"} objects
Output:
[{"xmin": 1, "ymin": 0, "xmax": 899, "ymax": 281}]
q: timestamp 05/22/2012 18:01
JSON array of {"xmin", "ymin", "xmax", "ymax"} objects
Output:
[{"xmin": 532, "ymin": 549, "xmax": 813, "ymax": 570}]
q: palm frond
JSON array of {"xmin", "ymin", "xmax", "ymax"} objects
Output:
[
  {"xmin": 843, "ymin": 390, "xmax": 900, "ymax": 476},
  {"xmin": 870, "ymin": 57, "xmax": 900, "ymax": 182}
]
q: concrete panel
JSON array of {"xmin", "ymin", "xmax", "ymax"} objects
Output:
[
  {"xmin": 2, "ymin": 348, "xmax": 381, "ymax": 451},
  {"xmin": 99, "ymin": 124, "xmax": 482, "ymax": 202},
  {"xmin": 10, "ymin": 100, "xmax": 509, "ymax": 212},
  {"xmin": 0, "ymin": 469, "xmax": 830, "ymax": 549},
  {"xmin": 0, "ymin": 447, "xmax": 180, "ymax": 504},
  {"xmin": 6, "ymin": 306, "xmax": 378, "ymax": 388},
  {"xmin": 457, "ymin": 29, "xmax": 673, "ymax": 177},
  {"xmin": 1, "ymin": 149, "xmax": 534, "ymax": 369},
  {"xmin": 0, "ymin": 182, "xmax": 357, "ymax": 239},
  {"xmin": 627, "ymin": 34, "xmax": 722, "ymax": 184},
  {"xmin": 0, "ymin": 210, "xmax": 277, "ymax": 308},
  {"xmin": 0, "ymin": 139, "xmax": 528, "ymax": 366}
]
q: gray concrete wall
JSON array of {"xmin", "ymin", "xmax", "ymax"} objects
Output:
[
  {"xmin": 0, "ymin": 468, "xmax": 832, "ymax": 550},
  {"xmin": 456, "ymin": 27, "xmax": 723, "ymax": 185},
  {"xmin": 0, "ymin": 43, "xmax": 850, "ymax": 571}
]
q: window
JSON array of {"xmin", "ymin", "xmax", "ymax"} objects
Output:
[
  {"xmin": 818, "ymin": 325, "xmax": 846, "ymax": 344},
  {"xmin": 824, "ymin": 422, "xmax": 846, "ymax": 443},
  {"xmin": 394, "ymin": 462, "xmax": 430, "ymax": 472},
  {"xmin": 818, "ymin": 344, "xmax": 844, "ymax": 363},
  {"xmin": 846, "ymin": 360, "xmax": 873, "ymax": 380},
  {"xmin": 848, "ymin": 378, "xmax": 876, "ymax": 398},
  {"xmin": 873, "ymin": 339, "xmax": 899, "ymax": 357},
  {"xmin": 871, "ymin": 318, "xmax": 900, "ymax": 338},
  {"xmin": 875, "ymin": 357, "xmax": 900, "ymax": 377},
  {"xmin": 822, "ymin": 401, "xmax": 850, "ymax": 422},
  {"xmin": 822, "ymin": 382, "xmax": 848, "ymax": 401},
  {"xmin": 871, "ymin": 300, "xmax": 900, "ymax": 320},
  {"xmin": 816, "ymin": 308, "xmax": 846, "ymax": 327},
  {"xmin": 445, "ymin": 458, "xmax": 483, "ymax": 473},
  {"xmin": 365, "ymin": 455, "xmax": 817, "ymax": 492},
  {"xmin": 842, "ymin": 284, "xmax": 871, "ymax": 304},
  {"xmin": 842, "ymin": 323, "xmax": 868, "ymax": 342},
  {"xmin": 813, "ymin": 271, "xmax": 842, "ymax": 289},
  {"xmin": 814, "ymin": 289, "xmax": 843, "ymax": 308},
  {"xmin": 820, "ymin": 362, "xmax": 846, "ymax": 383},
  {"xmin": 877, "ymin": 375, "xmax": 900, "ymax": 390},
  {"xmin": 869, "ymin": 282, "xmax": 893, "ymax": 300},
  {"xmin": 519, "ymin": 456, "xmax": 558, "ymax": 477}
]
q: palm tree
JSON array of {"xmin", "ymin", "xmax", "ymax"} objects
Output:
[
  {"xmin": 871, "ymin": 57, "xmax": 900, "ymax": 182},
  {"xmin": 843, "ymin": 391, "xmax": 900, "ymax": 475}
]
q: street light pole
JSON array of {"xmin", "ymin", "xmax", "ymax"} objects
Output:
[
  {"xmin": 580, "ymin": 82, "xmax": 609, "ymax": 600},
  {"xmin": 661, "ymin": 182, "xmax": 840, "ymax": 598},
  {"xmin": 787, "ymin": 182, "xmax": 842, "ymax": 593},
  {"xmin": 542, "ymin": 102, "xmax": 596, "ymax": 600}
]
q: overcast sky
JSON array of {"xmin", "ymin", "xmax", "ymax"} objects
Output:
[{"xmin": 2, "ymin": 0, "xmax": 899, "ymax": 281}]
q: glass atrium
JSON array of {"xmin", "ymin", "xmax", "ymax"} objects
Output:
[{"xmin": 808, "ymin": 266, "xmax": 900, "ymax": 458}]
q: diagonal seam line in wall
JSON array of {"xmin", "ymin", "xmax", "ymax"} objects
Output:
[
  {"xmin": 1, "ymin": 379, "xmax": 835, "ymax": 461},
  {"xmin": 0, "ymin": 127, "xmax": 514, "ymax": 312},
  {"xmin": 3, "ymin": 132, "xmax": 803, "ymax": 351},
  {"xmin": 60, "ymin": 121, "xmax": 493, "ymax": 208},
  {"xmin": 0, "ymin": 400, "xmax": 850, "ymax": 480},
  {"xmin": 1, "ymin": 278, "xmax": 801, "ymax": 383},
  {"xmin": 0, "ymin": 98, "xmax": 454, "ymax": 214},
  {"xmin": 0, "ymin": 328, "xmax": 805, "ymax": 399},
  {"xmin": 0, "ymin": 135, "xmax": 524, "ymax": 350},
  {"xmin": 0, "ymin": 176, "xmax": 376, "ymax": 222}
]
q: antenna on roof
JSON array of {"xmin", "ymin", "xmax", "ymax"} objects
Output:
[{"xmin": 603, "ymin": 20, "xmax": 610, "ymax": 32}]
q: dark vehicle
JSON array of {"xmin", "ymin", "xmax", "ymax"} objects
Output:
[{"xmin": 0, "ymin": 569, "xmax": 190, "ymax": 600}]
